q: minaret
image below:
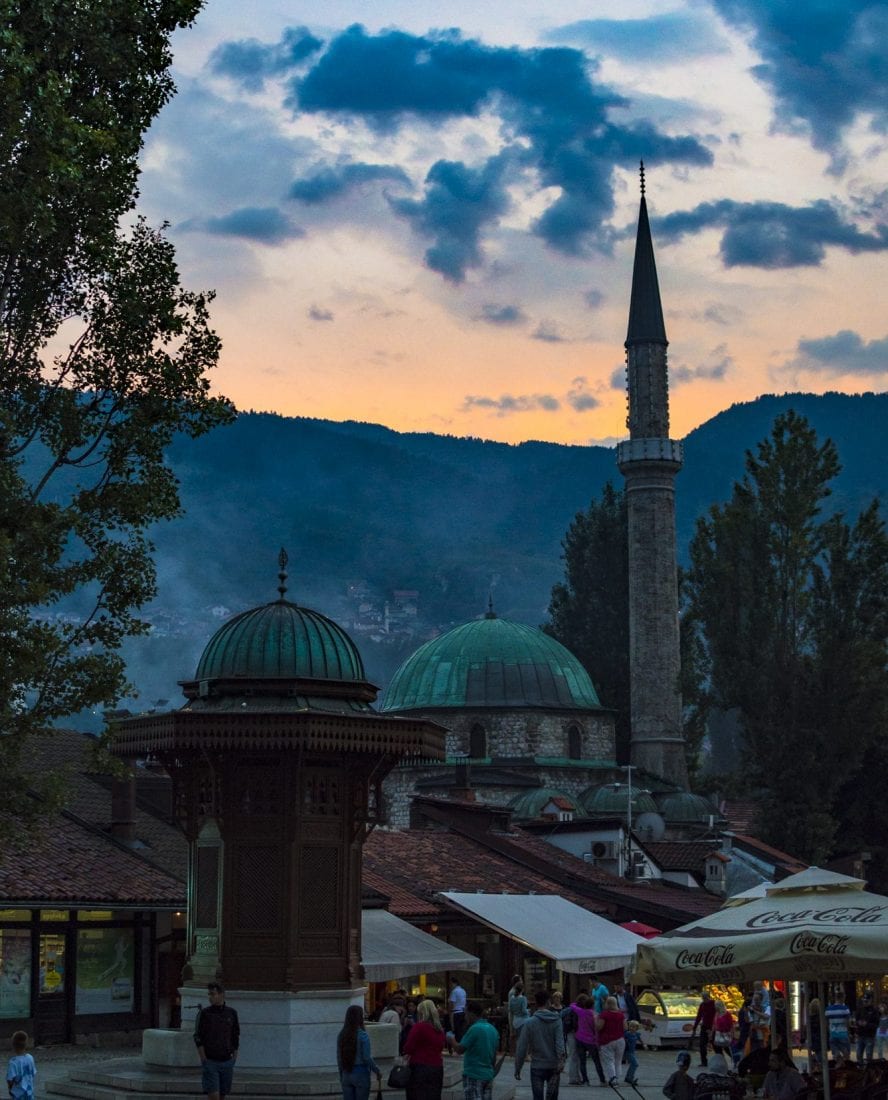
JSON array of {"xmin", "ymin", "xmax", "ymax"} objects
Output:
[{"xmin": 616, "ymin": 163, "xmax": 688, "ymax": 788}]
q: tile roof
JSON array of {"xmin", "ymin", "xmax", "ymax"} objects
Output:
[
  {"xmin": 644, "ymin": 840, "xmax": 720, "ymax": 872},
  {"xmin": 728, "ymin": 833, "xmax": 807, "ymax": 874},
  {"xmin": 0, "ymin": 807, "xmax": 185, "ymax": 907},
  {"xmin": 719, "ymin": 799, "xmax": 760, "ymax": 835}
]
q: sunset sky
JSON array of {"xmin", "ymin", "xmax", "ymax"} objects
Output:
[{"xmin": 138, "ymin": 0, "xmax": 888, "ymax": 445}]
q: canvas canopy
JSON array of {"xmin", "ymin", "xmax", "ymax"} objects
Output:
[
  {"xmin": 361, "ymin": 908, "xmax": 479, "ymax": 981},
  {"xmin": 441, "ymin": 892, "xmax": 642, "ymax": 974},
  {"xmin": 632, "ymin": 866, "xmax": 888, "ymax": 986}
]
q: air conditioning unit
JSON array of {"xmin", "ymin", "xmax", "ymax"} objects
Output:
[
  {"xmin": 631, "ymin": 851, "xmax": 647, "ymax": 874},
  {"xmin": 589, "ymin": 840, "xmax": 618, "ymax": 860}
]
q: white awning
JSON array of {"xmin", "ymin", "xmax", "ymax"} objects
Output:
[
  {"xmin": 361, "ymin": 909, "xmax": 480, "ymax": 982},
  {"xmin": 441, "ymin": 892, "xmax": 642, "ymax": 974}
]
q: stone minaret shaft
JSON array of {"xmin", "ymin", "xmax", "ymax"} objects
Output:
[{"xmin": 616, "ymin": 174, "xmax": 688, "ymax": 789}]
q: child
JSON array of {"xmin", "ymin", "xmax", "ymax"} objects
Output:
[
  {"xmin": 663, "ymin": 1051, "xmax": 695, "ymax": 1100},
  {"xmin": 625, "ymin": 1018, "xmax": 643, "ymax": 1085},
  {"xmin": 6, "ymin": 1031, "xmax": 36, "ymax": 1100}
]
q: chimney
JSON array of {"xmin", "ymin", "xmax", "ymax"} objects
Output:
[
  {"xmin": 110, "ymin": 769, "xmax": 137, "ymax": 846},
  {"xmin": 451, "ymin": 754, "xmax": 475, "ymax": 802}
]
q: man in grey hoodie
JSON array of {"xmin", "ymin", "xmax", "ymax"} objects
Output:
[{"xmin": 515, "ymin": 990, "xmax": 566, "ymax": 1100}]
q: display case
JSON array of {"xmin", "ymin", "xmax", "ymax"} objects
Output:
[{"xmin": 638, "ymin": 989, "xmax": 700, "ymax": 1049}]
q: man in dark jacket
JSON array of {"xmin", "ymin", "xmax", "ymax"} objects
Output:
[
  {"xmin": 515, "ymin": 990, "xmax": 566, "ymax": 1100},
  {"xmin": 194, "ymin": 982, "xmax": 240, "ymax": 1100}
]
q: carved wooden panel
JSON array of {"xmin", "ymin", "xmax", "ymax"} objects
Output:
[
  {"xmin": 298, "ymin": 846, "xmax": 340, "ymax": 931},
  {"xmin": 233, "ymin": 844, "xmax": 282, "ymax": 932}
]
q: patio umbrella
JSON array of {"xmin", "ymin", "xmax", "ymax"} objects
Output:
[{"xmin": 632, "ymin": 866, "xmax": 888, "ymax": 986}]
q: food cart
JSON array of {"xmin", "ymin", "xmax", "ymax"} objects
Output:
[{"xmin": 637, "ymin": 989, "xmax": 699, "ymax": 1049}]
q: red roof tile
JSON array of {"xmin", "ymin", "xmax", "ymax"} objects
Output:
[{"xmin": 644, "ymin": 840, "xmax": 719, "ymax": 872}]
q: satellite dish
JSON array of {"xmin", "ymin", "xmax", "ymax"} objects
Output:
[{"xmin": 635, "ymin": 812, "xmax": 666, "ymax": 842}]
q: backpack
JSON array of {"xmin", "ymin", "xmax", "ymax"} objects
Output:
[{"xmin": 562, "ymin": 1008, "xmax": 578, "ymax": 1036}]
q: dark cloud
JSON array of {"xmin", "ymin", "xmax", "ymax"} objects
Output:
[
  {"xmin": 546, "ymin": 12, "xmax": 728, "ymax": 62},
  {"xmin": 610, "ymin": 365, "xmax": 626, "ymax": 390},
  {"xmin": 655, "ymin": 198, "xmax": 888, "ymax": 267},
  {"xmin": 711, "ymin": 0, "xmax": 888, "ymax": 162},
  {"xmin": 671, "ymin": 345, "xmax": 733, "ymax": 386},
  {"xmin": 215, "ymin": 23, "xmax": 713, "ymax": 264},
  {"xmin": 184, "ymin": 206, "xmax": 304, "ymax": 245},
  {"xmin": 566, "ymin": 377, "xmax": 600, "ymax": 410},
  {"xmin": 584, "ymin": 288, "xmax": 604, "ymax": 309},
  {"xmin": 462, "ymin": 393, "xmax": 560, "ymax": 415},
  {"xmin": 795, "ymin": 330, "xmax": 888, "ymax": 376},
  {"xmin": 478, "ymin": 303, "xmax": 526, "ymax": 325},
  {"xmin": 289, "ymin": 162, "xmax": 411, "ymax": 204},
  {"xmin": 210, "ymin": 27, "xmax": 323, "ymax": 91},
  {"xmin": 308, "ymin": 305, "xmax": 334, "ymax": 321},
  {"xmin": 532, "ymin": 321, "xmax": 566, "ymax": 343},
  {"xmin": 390, "ymin": 153, "xmax": 513, "ymax": 282}
]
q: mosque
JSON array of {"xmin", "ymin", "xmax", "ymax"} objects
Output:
[{"xmin": 380, "ymin": 165, "xmax": 721, "ymax": 841}]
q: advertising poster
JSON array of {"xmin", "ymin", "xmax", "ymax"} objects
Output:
[
  {"xmin": 75, "ymin": 929, "xmax": 134, "ymax": 1015},
  {"xmin": 0, "ymin": 930, "xmax": 31, "ymax": 1018}
]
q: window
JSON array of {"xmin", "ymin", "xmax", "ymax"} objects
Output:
[
  {"xmin": 468, "ymin": 724, "xmax": 486, "ymax": 759},
  {"xmin": 567, "ymin": 725, "xmax": 582, "ymax": 759}
]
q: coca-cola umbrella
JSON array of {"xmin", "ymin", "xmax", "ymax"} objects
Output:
[{"xmin": 631, "ymin": 866, "xmax": 888, "ymax": 986}]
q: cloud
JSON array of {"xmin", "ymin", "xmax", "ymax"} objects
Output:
[
  {"xmin": 478, "ymin": 303, "xmax": 526, "ymax": 325},
  {"xmin": 390, "ymin": 152, "xmax": 513, "ymax": 281},
  {"xmin": 309, "ymin": 305, "xmax": 334, "ymax": 321},
  {"xmin": 566, "ymin": 377, "xmax": 600, "ymax": 410},
  {"xmin": 545, "ymin": 12, "xmax": 728, "ymax": 62},
  {"xmin": 462, "ymin": 393, "xmax": 560, "ymax": 415},
  {"xmin": 532, "ymin": 321, "xmax": 566, "ymax": 343},
  {"xmin": 289, "ymin": 161, "xmax": 411, "ymax": 204},
  {"xmin": 210, "ymin": 26, "xmax": 323, "ymax": 91},
  {"xmin": 671, "ymin": 344, "xmax": 734, "ymax": 385},
  {"xmin": 711, "ymin": 0, "xmax": 888, "ymax": 164},
  {"xmin": 792, "ymin": 330, "xmax": 888, "ymax": 376},
  {"xmin": 584, "ymin": 288, "xmax": 605, "ymax": 309},
  {"xmin": 655, "ymin": 198, "xmax": 888, "ymax": 268},
  {"xmin": 218, "ymin": 23, "xmax": 714, "ymax": 266},
  {"xmin": 610, "ymin": 365, "xmax": 625, "ymax": 390},
  {"xmin": 183, "ymin": 206, "xmax": 304, "ymax": 244}
]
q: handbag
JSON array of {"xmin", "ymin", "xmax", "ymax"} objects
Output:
[{"xmin": 387, "ymin": 1063, "xmax": 412, "ymax": 1089}]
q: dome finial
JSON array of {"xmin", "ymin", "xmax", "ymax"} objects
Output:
[
  {"xmin": 639, "ymin": 159, "xmax": 645, "ymax": 198},
  {"xmin": 277, "ymin": 547, "xmax": 289, "ymax": 600},
  {"xmin": 485, "ymin": 592, "xmax": 496, "ymax": 620}
]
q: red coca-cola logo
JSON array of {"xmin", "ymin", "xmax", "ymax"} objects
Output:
[
  {"xmin": 675, "ymin": 944, "xmax": 736, "ymax": 969},
  {"xmin": 789, "ymin": 932, "xmax": 849, "ymax": 955}
]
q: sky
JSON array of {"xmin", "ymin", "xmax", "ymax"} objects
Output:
[{"xmin": 137, "ymin": 0, "xmax": 888, "ymax": 446}]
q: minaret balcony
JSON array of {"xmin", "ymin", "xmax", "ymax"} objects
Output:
[{"xmin": 616, "ymin": 437, "xmax": 683, "ymax": 471}]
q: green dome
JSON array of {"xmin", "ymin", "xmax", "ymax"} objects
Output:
[
  {"xmin": 581, "ymin": 784, "xmax": 658, "ymax": 817},
  {"xmin": 195, "ymin": 599, "xmax": 365, "ymax": 683},
  {"xmin": 509, "ymin": 788, "xmax": 578, "ymax": 821},
  {"xmin": 381, "ymin": 616, "xmax": 601, "ymax": 712},
  {"xmin": 657, "ymin": 791, "xmax": 719, "ymax": 824}
]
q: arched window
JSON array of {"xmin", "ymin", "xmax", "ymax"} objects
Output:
[
  {"xmin": 567, "ymin": 724, "xmax": 582, "ymax": 760},
  {"xmin": 469, "ymin": 723, "xmax": 487, "ymax": 759}
]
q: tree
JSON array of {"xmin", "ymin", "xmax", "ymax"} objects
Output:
[
  {"xmin": 686, "ymin": 410, "xmax": 888, "ymax": 861},
  {"xmin": 0, "ymin": 2, "xmax": 233, "ymax": 811},
  {"xmin": 545, "ymin": 483, "xmax": 631, "ymax": 760}
]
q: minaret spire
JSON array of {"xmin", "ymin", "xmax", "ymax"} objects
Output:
[{"xmin": 617, "ymin": 164, "xmax": 688, "ymax": 789}]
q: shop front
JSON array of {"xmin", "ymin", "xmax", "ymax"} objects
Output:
[{"xmin": 0, "ymin": 907, "xmax": 178, "ymax": 1043}]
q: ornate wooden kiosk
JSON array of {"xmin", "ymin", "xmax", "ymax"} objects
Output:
[{"xmin": 113, "ymin": 553, "xmax": 444, "ymax": 1068}]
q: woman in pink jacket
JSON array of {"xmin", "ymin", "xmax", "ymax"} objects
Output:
[{"xmin": 572, "ymin": 994, "xmax": 606, "ymax": 1085}]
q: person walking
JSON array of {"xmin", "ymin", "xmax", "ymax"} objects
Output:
[
  {"xmin": 825, "ymin": 991, "xmax": 851, "ymax": 1065},
  {"xmin": 590, "ymin": 979, "xmax": 610, "ymax": 1014},
  {"xmin": 572, "ymin": 993, "xmax": 606, "ymax": 1085},
  {"xmin": 713, "ymin": 999, "xmax": 735, "ymax": 1060},
  {"xmin": 614, "ymin": 982, "xmax": 640, "ymax": 1023},
  {"xmin": 403, "ymin": 998, "xmax": 446, "ymax": 1100},
  {"xmin": 876, "ymin": 1001, "xmax": 888, "ymax": 1060},
  {"xmin": 451, "ymin": 1000, "xmax": 500, "ymax": 1100},
  {"xmin": 337, "ymin": 1005, "xmax": 382, "ymax": 1100},
  {"xmin": 690, "ymin": 991, "xmax": 717, "ymax": 1067},
  {"xmin": 194, "ymin": 982, "xmax": 240, "ymax": 1100},
  {"xmin": 515, "ymin": 990, "xmax": 565, "ymax": 1100},
  {"xmin": 855, "ymin": 993, "xmax": 879, "ymax": 1063},
  {"xmin": 449, "ymin": 978, "xmax": 468, "ymax": 1041},
  {"xmin": 560, "ymin": 998, "xmax": 582, "ymax": 1085},
  {"xmin": 6, "ymin": 1031, "xmax": 36, "ymax": 1100},
  {"xmin": 663, "ymin": 1051, "xmax": 695, "ymax": 1100},
  {"xmin": 624, "ymin": 1019, "xmax": 643, "ymax": 1085},
  {"xmin": 509, "ymin": 980, "xmax": 531, "ymax": 1049},
  {"xmin": 596, "ymin": 995, "xmax": 626, "ymax": 1085}
]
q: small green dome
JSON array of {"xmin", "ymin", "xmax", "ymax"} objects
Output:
[
  {"xmin": 195, "ymin": 599, "xmax": 365, "ymax": 683},
  {"xmin": 657, "ymin": 791, "xmax": 719, "ymax": 824},
  {"xmin": 381, "ymin": 616, "xmax": 601, "ymax": 712},
  {"xmin": 582, "ymin": 784, "xmax": 658, "ymax": 817},
  {"xmin": 509, "ymin": 789, "xmax": 578, "ymax": 821}
]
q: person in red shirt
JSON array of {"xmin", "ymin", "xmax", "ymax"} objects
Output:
[
  {"xmin": 691, "ymin": 992, "xmax": 717, "ymax": 1067},
  {"xmin": 402, "ymin": 999, "xmax": 446, "ymax": 1100},
  {"xmin": 595, "ymin": 995, "xmax": 626, "ymax": 1085}
]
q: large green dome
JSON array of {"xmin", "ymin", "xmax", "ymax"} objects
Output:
[
  {"xmin": 195, "ymin": 599, "xmax": 365, "ymax": 683},
  {"xmin": 381, "ymin": 616, "xmax": 601, "ymax": 712},
  {"xmin": 581, "ymin": 784, "xmax": 658, "ymax": 818}
]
